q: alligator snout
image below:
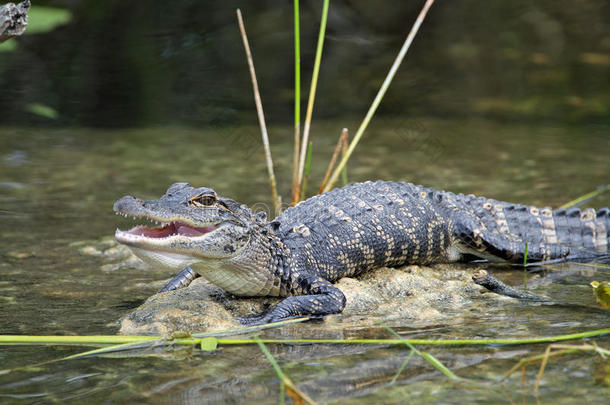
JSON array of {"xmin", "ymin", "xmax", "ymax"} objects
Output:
[{"xmin": 113, "ymin": 195, "xmax": 142, "ymax": 213}]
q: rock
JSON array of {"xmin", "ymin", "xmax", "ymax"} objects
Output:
[
  {"xmin": 79, "ymin": 246, "xmax": 103, "ymax": 257},
  {"xmin": 75, "ymin": 239, "xmax": 149, "ymax": 272},
  {"xmin": 100, "ymin": 255, "xmax": 149, "ymax": 272},
  {"xmin": 119, "ymin": 263, "xmax": 496, "ymax": 335},
  {"xmin": 6, "ymin": 251, "xmax": 33, "ymax": 259},
  {"xmin": 119, "ymin": 278, "xmax": 245, "ymax": 335}
]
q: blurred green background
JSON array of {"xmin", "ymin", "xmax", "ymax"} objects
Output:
[{"xmin": 1, "ymin": 0, "xmax": 609, "ymax": 128}]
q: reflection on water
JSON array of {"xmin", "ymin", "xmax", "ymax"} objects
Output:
[{"xmin": 1, "ymin": 0, "xmax": 609, "ymax": 403}]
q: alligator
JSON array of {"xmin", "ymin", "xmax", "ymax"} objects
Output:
[{"xmin": 113, "ymin": 181, "xmax": 609, "ymax": 325}]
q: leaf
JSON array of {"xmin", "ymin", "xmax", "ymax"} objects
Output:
[
  {"xmin": 25, "ymin": 6, "xmax": 72, "ymax": 34},
  {"xmin": 420, "ymin": 351, "xmax": 462, "ymax": 381},
  {"xmin": 0, "ymin": 39, "xmax": 17, "ymax": 52},
  {"xmin": 26, "ymin": 103, "xmax": 58, "ymax": 119},
  {"xmin": 590, "ymin": 281, "xmax": 610, "ymax": 309},
  {"xmin": 200, "ymin": 337, "xmax": 218, "ymax": 351}
]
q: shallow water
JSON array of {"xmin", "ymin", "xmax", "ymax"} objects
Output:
[
  {"xmin": 1, "ymin": 1, "xmax": 610, "ymax": 403},
  {"xmin": 1, "ymin": 119, "xmax": 608, "ymax": 403}
]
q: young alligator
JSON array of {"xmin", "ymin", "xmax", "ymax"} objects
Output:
[{"xmin": 113, "ymin": 181, "xmax": 609, "ymax": 325}]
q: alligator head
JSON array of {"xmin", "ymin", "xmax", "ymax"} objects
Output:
[{"xmin": 113, "ymin": 182, "xmax": 259, "ymax": 270}]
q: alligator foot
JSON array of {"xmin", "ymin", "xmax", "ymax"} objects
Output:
[
  {"xmin": 472, "ymin": 269, "xmax": 551, "ymax": 301},
  {"xmin": 238, "ymin": 277, "xmax": 346, "ymax": 325},
  {"xmin": 158, "ymin": 267, "xmax": 200, "ymax": 293},
  {"xmin": 237, "ymin": 311, "xmax": 276, "ymax": 326}
]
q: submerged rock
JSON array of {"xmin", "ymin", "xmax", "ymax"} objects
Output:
[{"xmin": 119, "ymin": 263, "xmax": 500, "ymax": 335}]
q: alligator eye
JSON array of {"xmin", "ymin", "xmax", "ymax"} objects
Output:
[{"xmin": 189, "ymin": 194, "xmax": 216, "ymax": 207}]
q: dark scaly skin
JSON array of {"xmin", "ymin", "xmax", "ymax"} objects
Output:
[
  {"xmin": 114, "ymin": 181, "xmax": 610, "ymax": 325},
  {"xmin": 472, "ymin": 270, "xmax": 551, "ymax": 301},
  {"xmin": 158, "ymin": 267, "xmax": 200, "ymax": 293}
]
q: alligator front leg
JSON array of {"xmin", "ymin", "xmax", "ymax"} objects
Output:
[
  {"xmin": 238, "ymin": 274, "xmax": 346, "ymax": 325},
  {"xmin": 158, "ymin": 267, "xmax": 200, "ymax": 293}
]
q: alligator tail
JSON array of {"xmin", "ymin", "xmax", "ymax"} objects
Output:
[
  {"xmin": 435, "ymin": 189, "xmax": 610, "ymax": 264},
  {"xmin": 552, "ymin": 207, "xmax": 610, "ymax": 262}
]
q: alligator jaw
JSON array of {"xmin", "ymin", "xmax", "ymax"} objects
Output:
[
  {"xmin": 114, "ymin": 218, "xmax": 221, "ymax": 270},
  {"xmin": 113, "ymin": 185, "xmax": 254, "ymax": 269},
  {"xmin": 113, "ymin": 194, "xmax": 221, "ymax": 249},
  {"xmin": 115, "ymin": 219, "xmax": 219, "ymax": 248}
]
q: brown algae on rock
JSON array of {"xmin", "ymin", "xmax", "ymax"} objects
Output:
[
  {"xmin": 119, "ymin": 263, "xmax": 500, "ymax": 335},
  {"xmin": 120, "ymin": 278, "xmax": 242, "ymax": 335}
]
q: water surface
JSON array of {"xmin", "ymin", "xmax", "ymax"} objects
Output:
[{"xmin": 1, "ymin": 1, "xmax": 609, "ymax": 403}]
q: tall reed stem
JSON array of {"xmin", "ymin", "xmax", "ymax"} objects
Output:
[
  {"xmin": 294, "ymin": 0, "xmax": 330, "ymax": 204},
  {"xmin": 291, "ymin": 0, "xmax": 302, "ymax": 205},
  {"xmin": 323, "ymin": 0, "xmax": 435, "ymax": 192},
  {"xmin": 236, "ymin": 9, "xmax": 280, "ymax": 214},
  {"xmin": 319, "ymin": 128, "xmax": 348, "ymax": 193}
]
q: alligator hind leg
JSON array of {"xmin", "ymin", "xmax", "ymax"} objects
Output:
[
  {"xmin": 453, "ymin": 221, "xmax": 570, "ymax": 263},
  {"xmin": 238, "ymin": 274, "xmax": 346, "ymax": 325},
  {"xmin": 158, "ymin": 267, "xmax": 200, "ymax": 293}
]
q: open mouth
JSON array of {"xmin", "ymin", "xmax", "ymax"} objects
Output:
[
  {"xmin": 115, "ymin": 221, "xmax": 219, "ymax": 244},
  {"xmin": 124, "ymin": 222, "xmax": 218, "ymax": 239}
]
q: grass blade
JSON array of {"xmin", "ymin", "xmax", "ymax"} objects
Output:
[
  {"xmin": 419, "ymin": 351, "xmax": 461, "ymax": 381},
  {"xmin": 501, "ymin": 343, "xmax": 609, "ymax": 382},
  {"xmin": 291, "ymin": 0, "xmax": 302, "ymax": 205},
  {"xmin": 559, "ymin": 185, "xmax": 610, "ymax": 209},
  {"xmin": 381, "ymin": 323, "xmax": 463, "ymax": 382},
  {"xmin": 236, "ymin": 9, "xmax": 281, "ymax": 215},
  {"xmin": 192, "ymin": 317, "xmax": 310, "ymax": 338},
  {"xmin": 390, "ymin": 349, "xmax": 415, "ymax": 385},
  {"xmin": 62, "ymin": 341, "xmax": 155, "ymax": 360},
  {"xmin": 323, "ymin": 0, "xmax": 436, "ymax": 192},
  {"xmin": 2, "ymin": 328, "xmax": 608, "ymax": 348},
  {"xmin": 300, "ymin": 141, "xmax": 313, "ymax": 201},
  {"xmin": 255, "ymin": 337, "xmax": 317, "ymax": 405},
  {"xmin": 0, "ymin": 335, "xmax": 157, "ymax": 345},
  {"xmin": 294, "ymin": 0, "xmax": 330, "ymax": 204},
  {"xmin": 340, "ymin": 129, "xmax": 349, "ymax": 186},
  {"xmin": 319, "ymin": 128, "xmax": 348, "ymax": 193}
]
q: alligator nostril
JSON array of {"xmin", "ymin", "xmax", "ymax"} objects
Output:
[{"xmin": 113, "ymin": 195, "xmax": 142, "ymax": 212}]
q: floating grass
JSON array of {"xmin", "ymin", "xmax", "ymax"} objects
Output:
[
  {"xmin": 2, "ymin": 328, "xmax": 607, "ymax": 348},
  {"xmin": 295, "ymin": 0, "xmax": 330, "ymax": 204},
  {"xmin": 559, "ymin": 184, "xmax": 610, "ymax": 209},
  {"xmin": 323, "ymin": 0, "xmax": 436, "ymax": 192},
  {"xmin": 236, "ymin": 9, "xmax": 281, "ymax": 215},
  {"xmin": 192, "ymin": 317, "xmax": 311, "ymax": 338},
  {"xmin": 2, "ymin": 328, "xmax": 608, "ymax": 377}
]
